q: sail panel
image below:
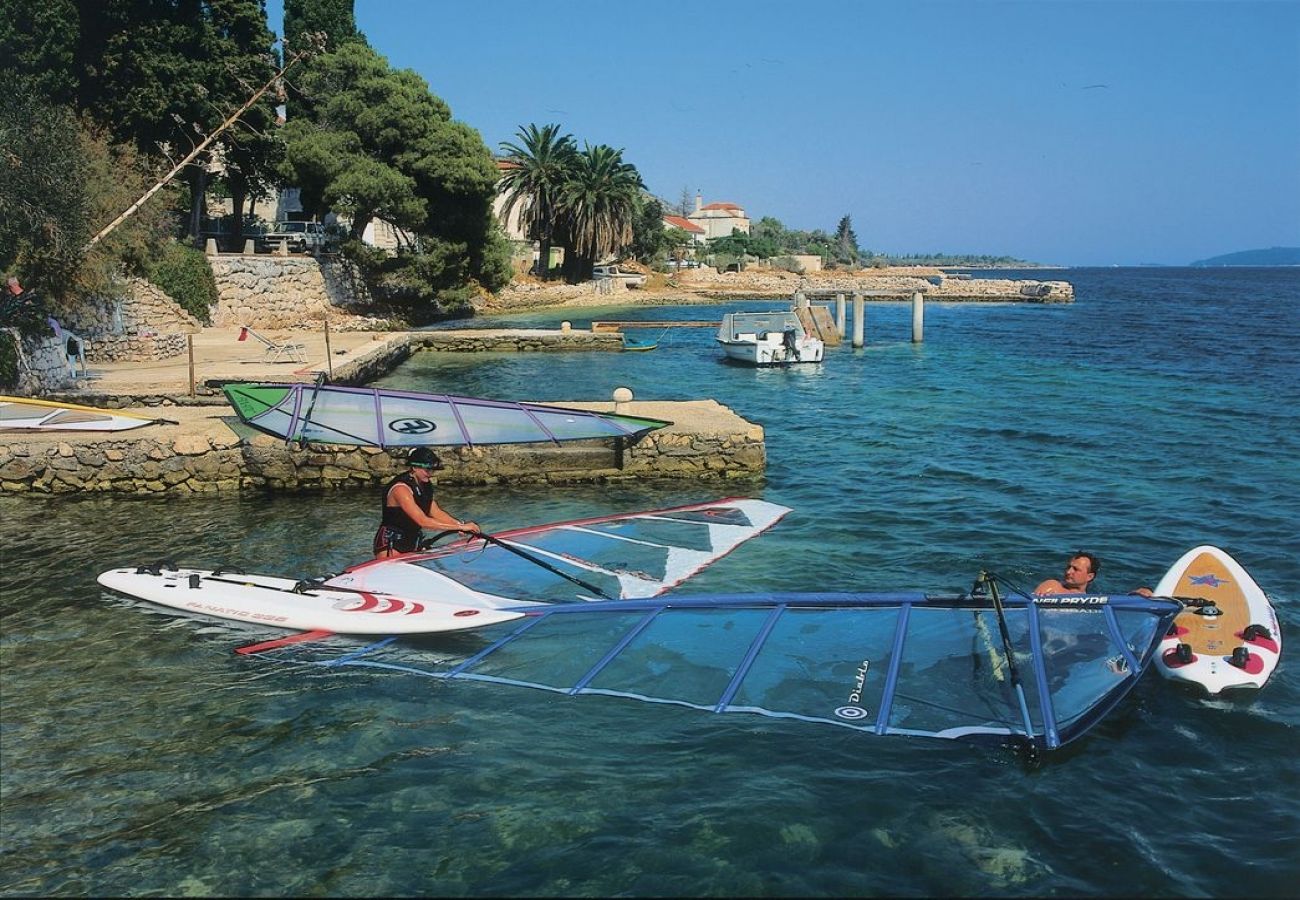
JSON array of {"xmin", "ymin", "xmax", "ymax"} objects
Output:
[
  {"xmin": 332, "ymin": 499, "xmax": 793, "ymax": 605},
  {"xmin": 223, "ymin": 382, "xmax": 671, "ymax": 448}
]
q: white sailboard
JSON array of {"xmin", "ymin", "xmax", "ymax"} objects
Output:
[
  {"xmin": 97, "ymin": 497, "xmax": 792, "ymax": 635},
  {"xmin": 1153, "ymin": 545, "xmax": 1281, "ymax": 693},
  {"xmin": 0, "ymin": 396, "xmax": 173, "ymax": 432}
]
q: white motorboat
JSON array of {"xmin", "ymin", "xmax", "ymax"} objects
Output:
[{"xmin": 716, "ymin": 311, "xmax": 825, "ymax": 366}]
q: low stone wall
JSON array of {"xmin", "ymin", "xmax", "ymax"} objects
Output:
[
  {"xmin": 414, "ymin": 330, "xmax": 622, "ymax": 352},
  {"xmin": 58, "ymin": 277, "xmax": 202, "ymax": 363},
  {"xmin": 208, "ymin": 255, "xmax": 379, "ymax": 330},
  {"xmin": 0, "ymin": 401, "xmax": 764, "ymax": 495}
]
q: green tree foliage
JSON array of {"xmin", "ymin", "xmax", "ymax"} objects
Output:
[
  {"xmin": 14, "ymin": 0, "xmax": 283, "ymax": 245},
  {"xmin": 498, "ymin": 123, "xmax": 578, "ymax": 279},
  {"xmin": 706, "ymin": 230, "xmax": 780, "ymax": 265},
  {"xmin": 556, "ymin": 144, "xmax": 644, "ymax": 282},
  {"xmin": 628, "ymin": 197, "xmax": 668, "ymax": 264},
  {"xmin": 146, "ymin": 243, "xmax": 217, "ymax": 323},
  {"xmin": 284, "ymin": 41, "xmax": 508, "ymax": 316},
  {"xmin": 0, "ymin": 88, "xmax": 89, "ymax": 301},
  {"xmin": 0, "ymin": 84, "xmax": 179, "ymax": 313},
  {"xmin": 285, "ymin": 0, "xmax": 361, "ymax": 53},
  {"xmin": 834, "ymin": 215, "xmax": 860, "ymax": 265},
  {"xmin": 202, "ymin": 0, "xmax": 283, "ymax": 245},
  {"xmin": 78, "ymin": 122, "xmax": 182, "ymax": 295},
  {"xmin": 0, "ymin": 0, "xmax": 79, "ymax": 103}
]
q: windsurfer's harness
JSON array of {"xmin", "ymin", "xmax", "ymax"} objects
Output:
[{"xmin": 374, "ymin": 472, "xmax": 434, "ymax": 555}]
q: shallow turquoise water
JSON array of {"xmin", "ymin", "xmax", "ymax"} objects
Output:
[{"xmin": 1, "ymin": 268, "xmax": 1297, "ymax": 896}]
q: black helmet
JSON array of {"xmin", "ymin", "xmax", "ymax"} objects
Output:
[{"xmin": 408, "ymin": 447, "xmax": 442, "ymax": 470}]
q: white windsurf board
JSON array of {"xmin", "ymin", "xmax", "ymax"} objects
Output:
[{"xmin": 1153, "ymin": 545, "xmax": 1280, "ymax": 693}]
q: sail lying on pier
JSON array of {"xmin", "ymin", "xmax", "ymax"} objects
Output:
[
  {"xmin": 223, "ymin": 382, "xmax": 671, "ymax": 448},
  {"xmin": 293, "ymin": 590, "xmax": 1178, "ymax": 751}
]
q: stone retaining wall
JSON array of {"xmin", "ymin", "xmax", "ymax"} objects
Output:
[
  {"xmin": 4, "ymin": 328, "xmax": 78, "ymax": 395},
  {"xmin": 0, "ymin": 401, "xmax": 765, "ymax": 495},
  {"xmin": 208, "ymin": 255, "xmax": 379, "ymax": 330}
]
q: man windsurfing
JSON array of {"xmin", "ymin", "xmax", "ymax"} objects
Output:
[{"xmin": 373, "ymin": 448, "xmax": 479, "ymax": 558}]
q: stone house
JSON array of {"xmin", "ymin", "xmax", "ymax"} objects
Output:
[
  {"xmin": 686, "ymin": 195, "xmax": 751, "ymax": 240},
  {"xmin": 662, "ymin": 214, "xmax": 706, "ymax": 247}
]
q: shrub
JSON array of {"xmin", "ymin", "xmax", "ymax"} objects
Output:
[
  {"xmin": 147, "ymin": 243, "xmax": 216, "ymax": 323},
  {"xmin": 0, "ymin": 332, "xmax": 19, "ymax": 389}
]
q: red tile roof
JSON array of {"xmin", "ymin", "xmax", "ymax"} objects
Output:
[
  {"xmin": 663, "ymin": 215, "xmax": 705, "ymax": 233},
  {"xmin": 701, "ymin": 202, "xmax": 744, "ymax": 211}
]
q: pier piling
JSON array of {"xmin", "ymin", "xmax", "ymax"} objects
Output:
[
  {"xmin": 911, "ymin": 291, "xmax": 924, "ymax": 343},
  {"xmin": 852, "ymin": 292, "xmax": 865, "ymax": 348}
]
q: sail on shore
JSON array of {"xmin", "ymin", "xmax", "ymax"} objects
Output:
[
  {"xmin": 0, "ymin": 396, "xmax": 171, "ymax": 432},
  {"xmin": 223, "ymin": 382, "xmax": 671, "ymax": 448}
]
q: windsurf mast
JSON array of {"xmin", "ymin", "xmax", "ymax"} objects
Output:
[{"xmin": 974, "ymin": 570, "xmax": 1036, "ymax": 740}]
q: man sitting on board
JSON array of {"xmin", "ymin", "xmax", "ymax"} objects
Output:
[
  {"xmin": 1036, "ymin": 551, "xmax": 1153, "ymax": 596},
  {"xmin": 373, "ymin": 447, "xmax": 479, "ymax": 558}
]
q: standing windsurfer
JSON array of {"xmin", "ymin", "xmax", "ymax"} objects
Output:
[{"xmin": 373, "ymin": 448, "xmax": 479, "ymax": 558}]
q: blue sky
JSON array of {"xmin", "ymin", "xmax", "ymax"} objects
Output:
[{"xmin": 268, "ymin": 1, "xmax": 1300, "ymax": 266}]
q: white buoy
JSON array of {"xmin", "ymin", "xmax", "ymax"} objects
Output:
[
  {"xmin": 911, "ymin": 291, "xmax": 924, "ymax": 343},
  {"xmin": 560, "ymin": 321, "xmax": 571, "ymax": 333},
  {"xmin": 613, "ymin": 386, "xmax": 633, "ymax": 412},
  {"xmin": 852, "ymin": 292, "xmax": 865, "ymax": 348}
]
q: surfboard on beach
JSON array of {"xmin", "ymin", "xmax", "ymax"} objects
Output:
[{"xmin": 1153, "ymin": 545, "xmax": 1281, "ymax": 694}]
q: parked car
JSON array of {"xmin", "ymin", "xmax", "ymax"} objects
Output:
[
  {"xmin": 257, "ymin": 221, "xmax": 330, "ymax": 254},
  {"xmin": 592, "ymin": 264, "xmax": 646, "ymax": 288}
]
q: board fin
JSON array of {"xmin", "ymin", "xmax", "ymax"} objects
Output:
[{"xmin": 235, "ymin": 629, "xmax": 335, "ymax": 656}]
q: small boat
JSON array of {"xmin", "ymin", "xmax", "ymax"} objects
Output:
[
  {"xmin": 621, "ymin": 329, "xmax": 665, "ymax": 352},
  {"xmin": 716, "ymin": 311, "xmax": 824, "ymax": 366}
]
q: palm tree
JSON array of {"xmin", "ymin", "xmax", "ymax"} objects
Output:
[
  {"xmin": 556, "ymin": 143, "xmax": 643, "ymax": 282},
  {"xmin": 497, "ymin": 123, "xmax": 577, "ymax": 280}
]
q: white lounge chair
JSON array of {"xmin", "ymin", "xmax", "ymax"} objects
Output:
[{"xmin": 237, "ymin": 326, "xmax": 307, "ymax": 364}]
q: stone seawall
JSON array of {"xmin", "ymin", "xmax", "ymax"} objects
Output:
[
  {"xmin": 414, "ymin": 330, "xmax": 622, "ymax": 353},
  {"xmin": 0, "ymin": 401, "xmax": 764, "ymax": 495}
]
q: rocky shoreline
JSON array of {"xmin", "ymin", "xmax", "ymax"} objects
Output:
[{"xmin": 474, "ymin": 264, "xmax": 1072, "ymax": 314}]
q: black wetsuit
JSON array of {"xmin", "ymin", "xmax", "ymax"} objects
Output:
[{"xmin": 373, "ymin": 472, "xmax": 434, "ymax": 555}]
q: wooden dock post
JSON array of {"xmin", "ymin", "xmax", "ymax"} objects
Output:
[
  {"xmin": 187, "ymin": 334, "xmax": 196, "ymax": 397},
  {"xmin": 911, "ymin": 291, "xmax": 924, "ymax": 343},
  {"xmin": 323, "ymin": 314, "xmax": 334, "ymax": 378},
  {"xmin": 852, "ymin": 292, "xmax": 865, "ymax": 348},
  {"xmin": 835, "ymin": 293, "xmax": 846, "ymax": 338}
]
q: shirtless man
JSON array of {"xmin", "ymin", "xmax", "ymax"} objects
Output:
[
  {"xmin": 1034, "ymin": 552, "xmax": 1100, "ymax": 595},
  {"xmin": 1035, "ymin": 551, "xmax": 1152, "ymax": 596}
]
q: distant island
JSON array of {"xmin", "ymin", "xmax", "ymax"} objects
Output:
[{"xmin": 1189, "ymin": 247, "xmax": 1300, "ymax": 267}]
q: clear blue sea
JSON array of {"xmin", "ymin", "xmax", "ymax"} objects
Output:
[{"xmin": 1, "ymin": 267, "xmax": 1297, "ymax": 896}]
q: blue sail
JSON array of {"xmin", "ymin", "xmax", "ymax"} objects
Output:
[{"xmin": 289, "ymin": 591, "xmax": 1179, "ymax": 750}]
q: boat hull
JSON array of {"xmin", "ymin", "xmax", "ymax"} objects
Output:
[{"xmin": 718, "ymin": 336, "xmax": 824, "ymax": 366}]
